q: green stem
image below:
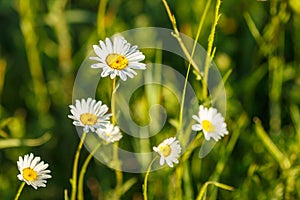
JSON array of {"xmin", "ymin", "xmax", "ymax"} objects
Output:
[
  {"xmin": 70, "ymin": 131, "xmax": 87, "ymax": 200},
  {"xmin": 111, "ymin": 78, "xmax": 123, "ymax": 200},
  {"xmin": 78, "ymin": 143, "xmax": 101, "ymax": 200},
  {"xmin": 18, "ymin": 0, "xmax": 49, "ymax": 113},
  {"xmin": 113, "ymin": 142, "xmax": 123, "ymax": 200},
  {"xmin": 111, "ymin": 78, "xmax": 117, "ymax": 124},
  {"xmin": 97, "ymin": 0, "xmax": 108, "ymax": 38},
  {"xmin": 196, "ymin": 181, "xmax": 234, "ymax": 200},
  {"xmin": 161, "ymin": 0, "xmax": 202, "ymax": 77},
  {"xmin": 14, "ymin": 182, "xmax": 25, "ymax": 200},
  {"xmin": 143, "ymin": 156, "xmax": 158, "ymax": 200},
  {"xmin": 202, "ymin": 0, "xmax": 221, "ymax": 99}
]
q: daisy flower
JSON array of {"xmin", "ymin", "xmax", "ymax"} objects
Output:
[
  {"xmin": 89, "ymin": 36, "xmax": 146, "ymax": 81},
  {"xmin": 17, "ymin": 153, "xmax": 51, "ymax": 189},
  {"xmin": 192, "ymin": 105, "xmax": 228, "ymax": 141},
  {"xmin": 68, "ymin": 98, "xmax": 112, "ymax": 133},
  {"xmin": 153, "ymin": 137, "xmax": 181, "ymax": 168},
  {"xmin": 96, "ymin": 123, "xmax": 123, "ymax": 143}
]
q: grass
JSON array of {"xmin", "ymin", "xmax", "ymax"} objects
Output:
[{"xmin": 1, "ymin": 0, "xmax": 300, "ymax": 199}]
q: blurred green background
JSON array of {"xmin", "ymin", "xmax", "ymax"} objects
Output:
[{"xmin": 1, "ymin": 0, "xmax": 300, "ymax": 199}]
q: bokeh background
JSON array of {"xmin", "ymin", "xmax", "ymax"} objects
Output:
[{"xmin": 1, "ymin": 0, "xmax": 300, "ymax": 199}]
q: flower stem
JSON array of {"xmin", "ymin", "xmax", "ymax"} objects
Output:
[
  {"xmin": 113, "ymin": 142, "xmax": 123, "ymax": 200},
  {"xmin": 143, "ymin": 156, "xmax": 158, "ymax": 200},
  {"xmin": 111, "ymin": 78, "xmax": 123, "ymax": 200},
  {"xmin": 70, "ymin": 131, "xmax": 87, "ymax": 200},
  {"xmin": 111, "ymin": 78, "xmax": 117, "ymax": 124},
  {"xmin": 78, "ymin": 143, "xmax": 101, "ymax": 200},
  {"xmin": 14, "ymin": 182, "xmax": 25, "ymax": 200}
]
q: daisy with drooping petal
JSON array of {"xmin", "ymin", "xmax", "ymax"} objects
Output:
[
  {"xmin": 68, "ymin": 98, "xmax": 112, "ymax": 133},
  {"xmin": 17, "ymin": 153, "xmax": 51, "ymax": 189},
  {"xmin": 89, "ymin": 36, "xmax": 146, "ymax": 81},
  {"xmin": 153, "ymin": 137, "xmax": 181, "ymax": 168},
  {"xmin": 192, "ymin": 105, "xmax": 228, "ymax": 141},
  {"xmin": 96, "ymin": 123, "xmax": 123, "ymax": 143}
]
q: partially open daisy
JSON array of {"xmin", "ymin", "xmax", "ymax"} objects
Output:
[
  {"xmin": 68, "ymin": 98, "xmax": 111, "ymax": 133},
  {"xmin": 153, "ymin": 137, "xmax": 181, "ymax": 168},
  {"xmin": 89, "ymin": 36, "xmax": 146, "ymax": 81},
  {"xmin": 192, "ymin": 105, "xmax": 228, "ymax": 141},
  {"xmin": 96, "ymin": 123, "xmax": 122, "ymax": 143},
  {"xmin": 17, "ymin": 153, "xmax": 51, "ymax": 189}
]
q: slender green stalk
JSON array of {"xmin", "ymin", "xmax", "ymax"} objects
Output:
[
  {"xmin": 254, "ymin": 117, "xmax": 291, "ymax": 170},
  {"xmin": 0, "ymin": 59, "xmax": 6, "ymax": 97},
  {"xmin": 18, "ymin": 0, "xmax": 49, "ymax": 113},
  {"xmin": 196, "ymin": 181, "xmax": 234, "ymax": 200},
  {"xmin": 97, "ymin": 0, "xmax": 108, "ymax": 39},
  {"xmin": 70, "ymin": 132, "xmax": 87, "ymax": 200},
  {"xmin": 202, "ymin": 0, "xmax": 221, "ymax": 99},
  {"xmin": 243, "ymin": 13, "xmax": 265, "ymax": 47},
  {"xmin": 174, "ymin": 164, "xmax": 183, "ymax": 200},
  {"xmin": 47, "ymin": 0, "xmax": 73, "ymax": 103},
  {"xmin": 161, "ymin": 0, "xmax": 202, "ymax": 77},
  {"xmin": 165, "ymin": 0, "xmax": 211, "ymax": 133},
  {"xmin": 111, "ymin": 78, "xmax": 117, "ymax": 124},
  {"xmin": 181, "ymin": 133, "xmax": 202, "ymax": 162},
  {"xmin": 113, "ymin": 142, "xmax": 123, "ymax": 200},
  {"xmin": 111, "ymin": 78, "xmax": 123, "ymax": 200},
  {"xmin": 78, "ymin": 143, "xmax": 101, "ymax": 200},
  {"xmin": 143, "ymin": 156, "xmax": 158, "ymax": 200},
  {"xmin": 14, "ymin": 182, "xmax": 25, "ymax": 200}
]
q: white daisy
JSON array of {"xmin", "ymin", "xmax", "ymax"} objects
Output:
[
  {"xmin": 192, "ymin": 105, "xmax": 228, "ymax": 141},
  {"xmin": 17, "ymin": 153, "xmax": 51, "ymax": 189},
  {"xmin": 68, "ymin": 98, "xmax": 112, "ymax": 133},
  {"xmin": 153, "ymin": 137, "xmax": 181, "ymax": 168},
  {"xmin": 96, "ymin": 123, "xmax": 122, "ymax": 143},
  {"xmin": 89, "ymin": 36, "xmax": 146, "ymax": 81}
]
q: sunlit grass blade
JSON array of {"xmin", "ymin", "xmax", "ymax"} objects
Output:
[
  {"xmin": 0, "ymin": 132, "xmax": 51, "ymax": 149},
  {"xmin": 196, "ymin": 181, "xmax": 235, "ymax": 200},
  {"xmin": 254, "ymin": 117, "xmax": 291, "ymax": 170},
  {"xmin": 0, "ymin": 59, "xmax": 6, "ymax": 97},
  {"xmin": 18, "ymin": 0, "xmax": 50, "ymax": 113},
  {"xmin": 202, "ymin": 0, "xmax": 221, "ymax": 99}
]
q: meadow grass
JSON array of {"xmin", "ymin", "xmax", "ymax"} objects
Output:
[{"xmin": 1, "ymin": 0, "xmax": 300, "ymax": 199}]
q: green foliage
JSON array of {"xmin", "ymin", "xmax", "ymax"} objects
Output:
[{"xmin": 1, "ymin": 0, "xmax": 300, "ymax": 199}]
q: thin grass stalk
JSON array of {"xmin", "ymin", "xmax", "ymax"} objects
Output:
[
  {"xmin": 207, "ymin": 113, "xmax": 247, "ymax": 200},
  {"xmin": 161, "ymin": 0, "xmax": 202, "ymax": 76},
  {"xmin": 97, "ymin": 0, "xmax": 108, "ymax": 39},
  {"xmin": 70, "ymin": 132, "xmax": 87, "ymax": 200},
  {"xmin": 175, "ymin": 1, "xmax": 213, "ymax": 198},
  {"xmin": 78, "ymin": 143, "xmax": 101, "ymax": 200},
  {"xmin": 111, "ymin": 78, "xmax": 123, "ymax": 200},
  {"xmin": 143, "ymin": 156, "xmax": 158, "ymax": 200},
  {"xmin": 202, "ymin": 0, "xmax": 221, "ymax": 99},
  {"xmin": 0, "ymin": 59, "xmax": 6, "ymax": 97},
  {"xmin": 18, "ymin": 0, "xmax": 49, "ymax": 113},
  {"xmin": 48, "ymin": 0, "xmax": 73, "ymax": 103},
  {"xmin": 196, "ymin": 181, "xmax": 234, "ymax": 200},
  {"xmin": 178, "ymin": 0, "xmax": 212, "ymax": 135},
  {"xmin": 268, "ymin": 0, "xmax": 288, "ymax": 134},
  {"xmin": 183, "ymin": 161, "xmax": 194, "ymax": 200},
  {"xmin": 254, "ymin": 117, "xmax": 291, "ymax": 170}
]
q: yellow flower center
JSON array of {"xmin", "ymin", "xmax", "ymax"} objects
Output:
[
  {"xmin": 159, "ymin": 144, "xmax": 172, "ymax": 157},
  {"xmin": 106, "ymin": 53, "xmax": 128, "ymax": 70},
  {"xmin": 202, "ymin": 120, "xmax": 215, "ymax": 133},
  {"xmin": 23, "ymin": 167, "xmax": 37, "ymax": 181},
  {"xmin": 80, "ymin": 113, "xmax": 98, "ymax": 126}
]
